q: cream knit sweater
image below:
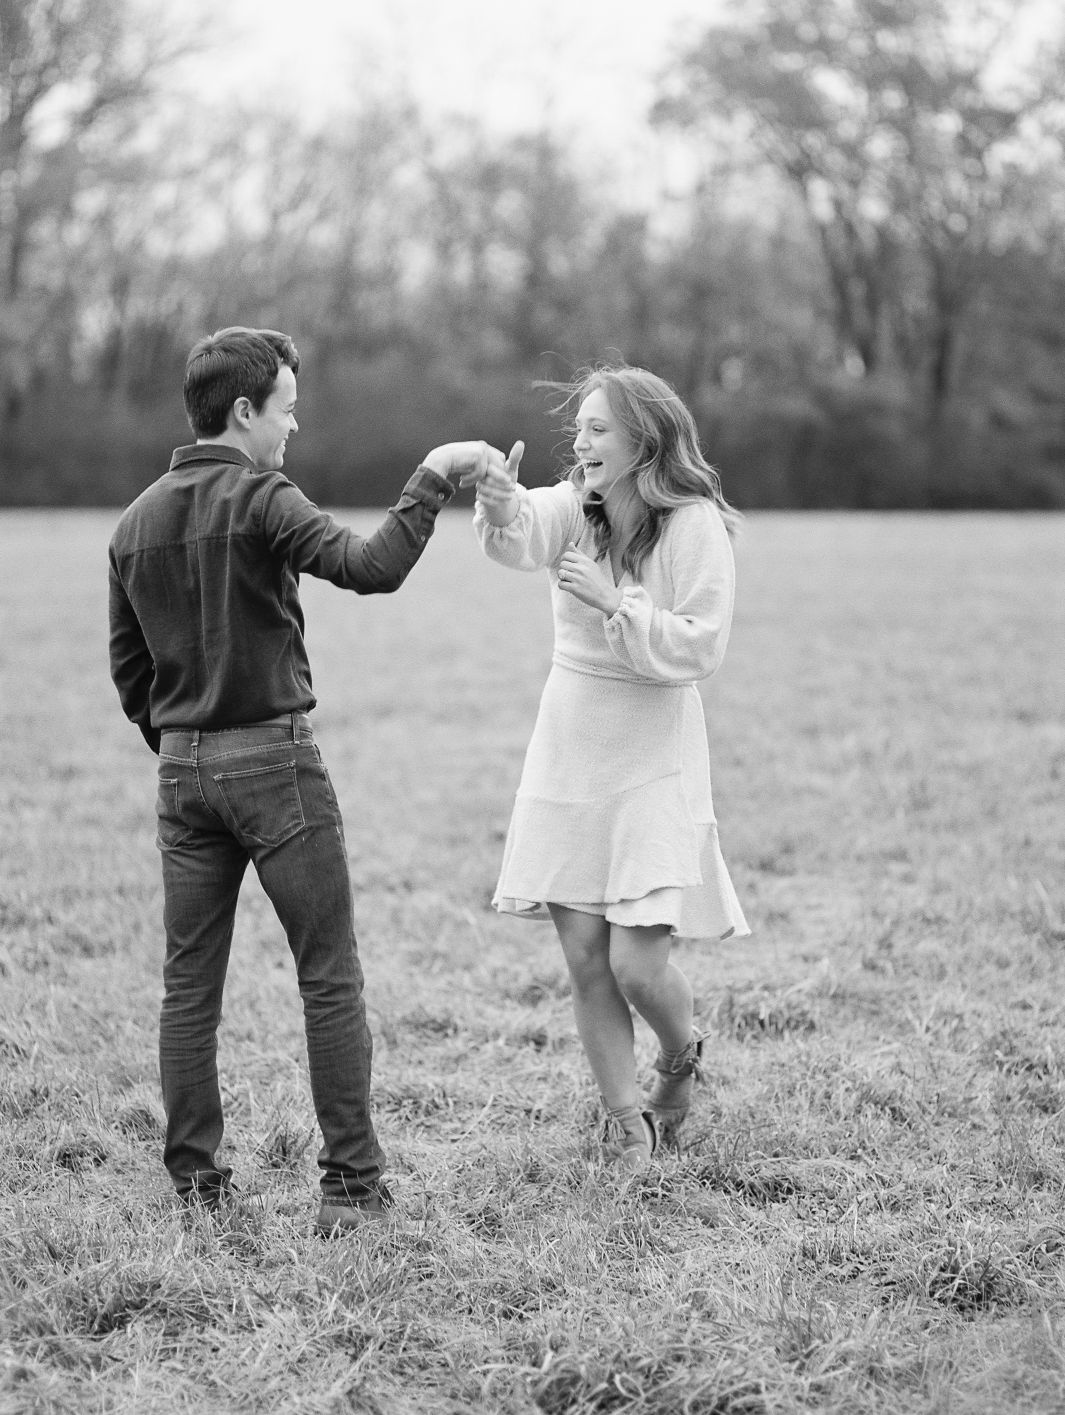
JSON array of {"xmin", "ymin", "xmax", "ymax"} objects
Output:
[{"xmin": 474, "ymin": 481, "xmax": 736, "ymax": 685}]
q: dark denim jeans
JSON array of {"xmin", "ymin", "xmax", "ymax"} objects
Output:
[{"xmin": 155, "ymin": 713, "xmax": 384, "ymax": 1204}]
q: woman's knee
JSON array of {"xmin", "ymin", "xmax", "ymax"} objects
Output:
[
  {"xmin": 550, "ymin": 907, "xmax": 612, "ymax": 991},
  {"xmin": 611, "ymin": 958, "xmax": 661, "ymax": 1008},
  {"xmin": 565, "ymin": 940, "xmax": 615, "ymax": 993},
  {"xmin": 609, "ymin": 930, "xmax": 671, "ymax": 1005}
]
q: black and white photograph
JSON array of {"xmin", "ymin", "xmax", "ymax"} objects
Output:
[{"xmin": 2, "ymin": 0, "xmax": 1064, "ymax": 1410}]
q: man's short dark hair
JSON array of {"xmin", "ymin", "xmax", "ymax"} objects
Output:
[{"xmin": 183, "ymin": 327, "xmax": 301, "ymax": 438}]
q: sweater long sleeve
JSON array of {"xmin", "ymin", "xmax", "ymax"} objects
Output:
[{"xmin": 475, "ymin": 483, "xmax": 736, "ymax": 686}]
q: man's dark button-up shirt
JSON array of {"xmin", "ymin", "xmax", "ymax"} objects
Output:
[{"xmin": 108, "ymin": 443, "xmax": 455, "ymax": 752}]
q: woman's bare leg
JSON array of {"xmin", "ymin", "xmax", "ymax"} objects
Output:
[
  {"xmin": 548, "ymin": 904, "xmax": 638, "ymax": 1111},
  {"xmin": 609, "ymin": 923, "xmax": 693, "ymax": 1053}
]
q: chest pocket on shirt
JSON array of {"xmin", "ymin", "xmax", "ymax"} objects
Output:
[{"xmin": 213, "ymin": 760, "xmax": 305, "ymax": 848}]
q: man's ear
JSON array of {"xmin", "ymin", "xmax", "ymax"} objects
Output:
[{"xmin": 231, "ymin": 396, "xmax": 253, "ymax": 429}]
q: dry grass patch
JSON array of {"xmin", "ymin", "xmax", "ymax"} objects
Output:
[{"xmin": 1, "ymin": 510, "xmax": 1064, "ymax": 1413}]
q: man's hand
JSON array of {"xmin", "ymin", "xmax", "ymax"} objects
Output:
[
  {"xmin": 557, "ymin": 543, "xmax": 623, "ymax": 616},
  {"xmin": 423, "ymin": 441, "xmax": 506, "ymax": 485}
]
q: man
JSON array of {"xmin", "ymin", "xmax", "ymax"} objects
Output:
[{"xmin": 108, "ymin": 326, "xmax": 500, "ymax": 1234}]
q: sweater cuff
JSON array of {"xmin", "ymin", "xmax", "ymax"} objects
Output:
[
  {"xmin": 606, "ymin": 585, "xmax": 646, "ymax": 623},
  {"xmin": 473, "ymin": 483, "xmax": 525, "ymax": 533}
]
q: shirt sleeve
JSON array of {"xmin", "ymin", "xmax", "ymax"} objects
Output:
[
  {"xmin": 473, "ymin": 482, "xmax": 583, "ymax": 571},
  {"xmin": 108, "ymin": 552, "xmax": 161, "ymax": 753},
  {"xmin": 259, "ymin": 465, "xmax": 455, "ymax": 592},
  {"xmin": 603, "ymin": 503, "xmax": 736, "ymax": 683}
]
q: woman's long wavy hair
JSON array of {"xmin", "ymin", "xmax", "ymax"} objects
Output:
[{"xmin": 546, "ymin": 365, "xmax": 742, "ymax": 579}]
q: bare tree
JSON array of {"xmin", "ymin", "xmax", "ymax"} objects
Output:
[
  {"xmin": 657, "ymin": 0, "xmax": 1065, "ymax": 416},
  {"xmin": 420, "ymin": 126, "xmax": 596, "ymax": 368},
  {"xmin": 0, "ymin": 0, "xmax": 203, "ymax": 422}
]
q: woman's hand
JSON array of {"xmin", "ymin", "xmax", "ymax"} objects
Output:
[
  {"xmin": 557, "ymin": 544, "xmax": 623, "ymax": 615},
  {"xmin": 476, "ymin": 440, "xmax": 524, "ymax": 525}
]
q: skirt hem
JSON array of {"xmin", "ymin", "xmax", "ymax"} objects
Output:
[{"xmin": 492, "ymin": 893, "xmax": 750, "ymax": 942}]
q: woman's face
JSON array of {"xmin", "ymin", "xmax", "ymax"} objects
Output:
[{"xmin": 573, "ymin": 387, "xmax": 635, "ymax": 496}]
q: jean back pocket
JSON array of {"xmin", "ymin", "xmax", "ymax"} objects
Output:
[{"xmin": 213, "ymin": 760, "xmax": 305, "ymax": 848}]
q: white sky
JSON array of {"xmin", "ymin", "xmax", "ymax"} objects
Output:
[
  {"xmin": 209, "ymin": 0, "xmax": 723, "ymax": 203},
  {"xmin": 180, "ymin": 0, "xmax": 1060, "ymax": 210}
]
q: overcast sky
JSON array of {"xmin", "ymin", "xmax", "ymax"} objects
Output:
[
  {"xmin": 185, "ymin": 0, "xmax": 1058, "ymax": 209},
  {"xmin": 208, "ymin": 0, "xmax": 724, "ymax": 202}
]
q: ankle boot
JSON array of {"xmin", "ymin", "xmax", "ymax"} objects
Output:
[
  {"xmin": 645, "ymin": 1032, "xmax": 703, "ymax": 1143},
  {"xmin": 602, "ymin": 1103, "xmax": 659, "ymax": 1171}
]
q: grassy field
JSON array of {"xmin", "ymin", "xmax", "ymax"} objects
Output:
[{"xmin": 1, "ymin": 507, "xmax": 1063, "ymax": 1415}]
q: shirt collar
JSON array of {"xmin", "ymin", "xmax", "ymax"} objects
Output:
[{"xmin": 169, "ymin": 443, "xmax": 257, "ymax": 473}]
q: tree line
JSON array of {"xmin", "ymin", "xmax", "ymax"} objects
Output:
[{"xmin": 2, "ymin": 0, "xmax": 1064, "ymax": 509}]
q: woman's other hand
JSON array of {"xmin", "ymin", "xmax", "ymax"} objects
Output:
[{"xmin": 557, "ymin": 544, "xmax": 623, "ymax": 616}]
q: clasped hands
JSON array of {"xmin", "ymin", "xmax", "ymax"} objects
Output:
[
  {"xmin": 444, "ymin": 435, "xmax": 619, "ymax": 614},
  {"xmin": 422, "ymin": 440, "xmax": 511, "ymax": 486}
]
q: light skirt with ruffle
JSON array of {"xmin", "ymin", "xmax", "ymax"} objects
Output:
[{"xmin": 493, "ymin": 664, "xmax": 749, "ymax": 940}]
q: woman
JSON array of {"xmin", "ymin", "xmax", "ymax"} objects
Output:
[{"xmin": 475, "ymin": 365, "xmax": 749, "ymax": 1170}]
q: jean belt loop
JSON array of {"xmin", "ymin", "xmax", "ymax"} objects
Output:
[
  {"xmin": 291, "ymin": 710, "xmax": 299, "ymax": 743},
  {"xmin": 190, "ymin": 727, "xmax": 200, "ymax": 763}
]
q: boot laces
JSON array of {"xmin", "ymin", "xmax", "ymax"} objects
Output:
[{"xmin": 655, "ymin": 1033, "xmax": 704, "ymax": 1080}]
